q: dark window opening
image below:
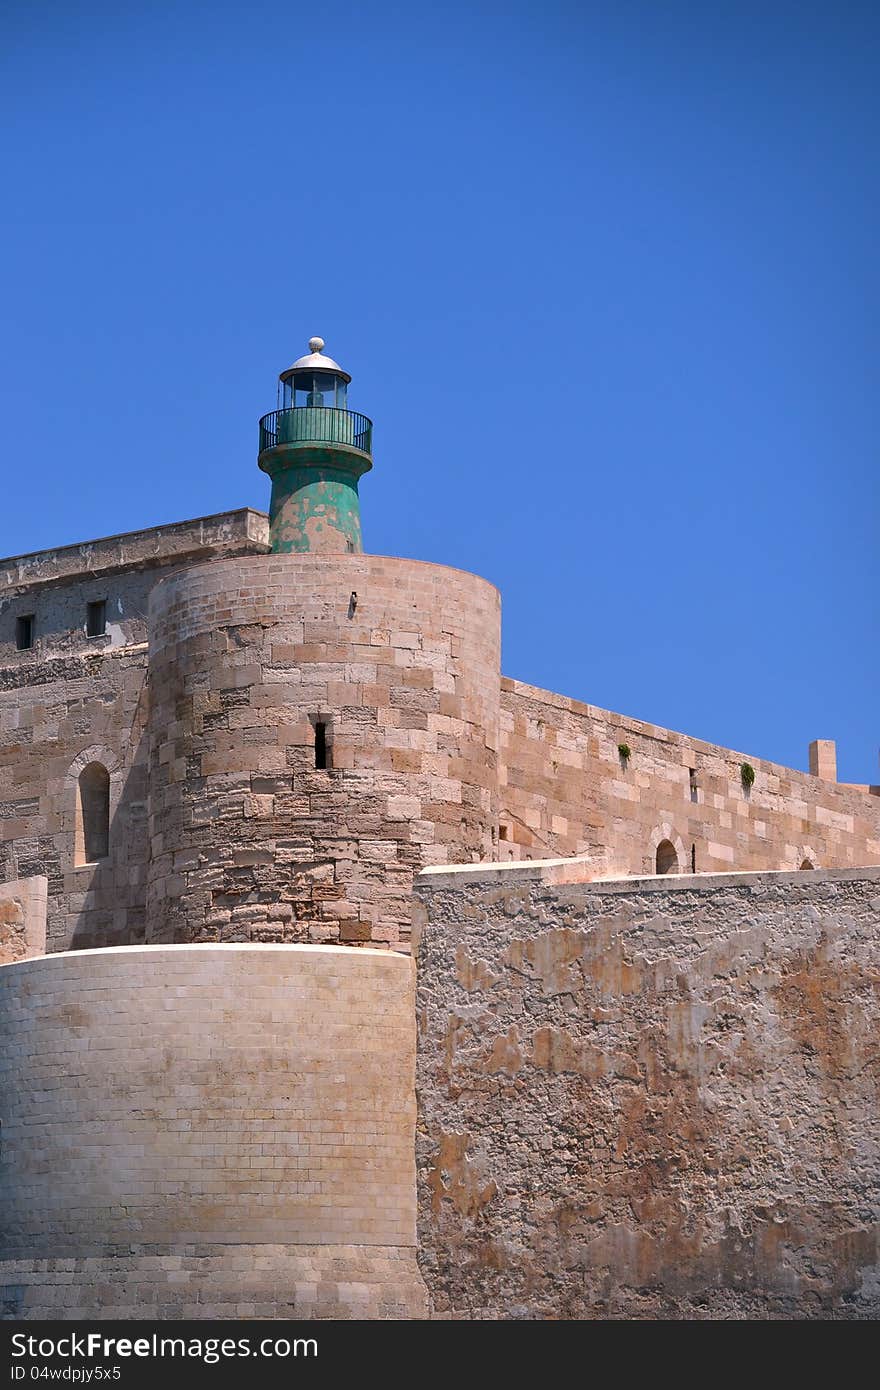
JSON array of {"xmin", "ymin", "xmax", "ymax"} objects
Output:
[
  {"xmin": 655, "ymin": 839, "xmax": 679, "ymax": 875},
  {"xmin": 314, "ymin": 721, "xmax": 329, "ymax": 770},
  {"xmin": 689, "ymin": 768, "xmax": 699, "ymax": 803},
  {"xmin": 691, "ymin": 842, "xmax": 696, "ymax": 873},
  {"xmin": 87, "ymin": 600, "xmax": 107, "ymax": 637},
  {"xmin": 77, "ymin": 762, "xmax": 110, "ymax": 864},
  {"xmin": 499, "ymin": 824, "xmax": 509, "ymax": 841},
  {"xmin": 16, "ymin": 615, "xmax": 34, "ymax": 651}
]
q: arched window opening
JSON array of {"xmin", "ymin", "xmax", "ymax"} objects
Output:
[
  {"xmin": 76, "ymin": 762, "xmax": 110, "ymax": 865},
  {"xmin": 655, "ymin": 839, "xmax": 679, "ymax": 875},
  {"xmin": 799, "ymin": 858, "xmax": 814, "ymax": 871}
]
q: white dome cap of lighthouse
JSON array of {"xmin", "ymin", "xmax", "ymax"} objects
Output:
[{"xmin": 283, "ymin": 336, "xmax": 352, "ymax": 385}]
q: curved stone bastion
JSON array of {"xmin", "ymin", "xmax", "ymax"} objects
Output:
[
  {"xmin": 0, "ymin": 944, "xmax": 427, "ymax": 1319},
  {"xmin": 145, "ymin": 552, "xmax": 501, "ymax": 950}
]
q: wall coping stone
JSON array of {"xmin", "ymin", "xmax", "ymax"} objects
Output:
[
  {"xmin": 0, "ymin": 940, "xmax": 410, "ymax": 975},
  {"xmin": 417, "ymin": 857, "xmax": 880, "ymax": 896},
  {"xmin": 0, "ymin": 509, "xmax": 270, "ymax": 591}
]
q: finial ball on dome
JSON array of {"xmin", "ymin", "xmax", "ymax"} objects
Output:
[{"xmin": 308, "ymin": 336, "xmax": 325, "ymax": 354}]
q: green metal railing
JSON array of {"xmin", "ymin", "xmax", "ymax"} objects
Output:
[{"xmin": 259, "ymin": 407, "xmax": 372, "ymax": 457}]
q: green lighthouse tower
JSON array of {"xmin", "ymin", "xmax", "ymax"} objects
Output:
[{"xmin": 257, "ymin": 337, "xmax": 373, "ymax": 553}]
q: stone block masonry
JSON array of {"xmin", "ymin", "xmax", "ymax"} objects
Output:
[
  {"xmin": 1, "ymin": 510, "xmax": 878, "ymax": 957},
  {"xmin": 498, "ymin": 677, "xmax": 880, "ymax": 875},
  {"xmin": 0, "ymin": 876, "xmax": 46, "ymax": 964},
  {"xmin": 146, "ymin": 553, "xmax": 500, "ymax": 949},
  {"xmin": 414, "ymin": 860, "xmax": 880, "ymax": 1319},
  {"xmin": 0, "ymin": 943, "xmax": 428, "ymax": 1319},
  {"xmin": 0, "ymin": 510, "xmax": 270, "ymax": 953}
]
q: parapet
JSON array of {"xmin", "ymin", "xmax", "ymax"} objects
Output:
[{"xmin": 0, "ymin": 508, "xmax": 269, "ymax": 593}]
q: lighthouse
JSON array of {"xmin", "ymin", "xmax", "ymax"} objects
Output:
[{"xmin": 257, "ymin": 336, "xmax": 373, "ymax": 553}]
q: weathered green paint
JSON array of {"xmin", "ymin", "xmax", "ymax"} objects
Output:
[
  {"xmin": 277, "ymin": 407, "xmax": 360, "ymax": 448},
  {"xmin": 258, "ymin": 443, "xmax": 372, "ymax": 554}
]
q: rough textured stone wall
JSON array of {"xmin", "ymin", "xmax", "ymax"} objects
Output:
[
  {"xmin": 0, "ymin": 510, "xmax": 269, "ymax": 663},
  {"xmin": 146, "ymin": 553, "xmax": 500, "ymax": 949},
  {"xmin": 414, "ymin": 861, "xmax": 880, "ymax": 1318},
  {"xmin": 0, "ymin": 943, "xmax": 427, "ymax": 1320},
  {"xmin": 0, "ymin": 876, "xmax": 46, "ymax": 964},
  {"xmin": 499, "ymin": 677, "xmax": 880, "ymax": 875},
  {"xmin": 4, "ymin": 505, "xmax": 877, "ymax": 958},
  {"xmin": 0, "ymin": 513, "xmax": 269, "ymax": 952},
  {"xmin": 0, "ymin": 647, "xmax": 150, "ymax": 952}
]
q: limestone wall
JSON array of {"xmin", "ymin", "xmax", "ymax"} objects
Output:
[
  {"xmin": 145, "ymin": 553, "xmax": 500, "ymax": 949},
  {"xmin": 2, "ymin": 508, "xmax": 877, "ymax": 959},
  {"xmin": 499, "ymin": 676, "xmax": 880, "ymax": 875},
  {"xmin": 0, "ymin": 943, "xmax": 427, "ymax": 1319},
  {"xmin": 414, "ymin": 860, "xmax": 880, "ymax": 1318},
  {"xmin": 0, "ymin": 510, "xmax": 269, "ymax": 663},
  {"xmin": 0, "ymin": 511, "xmax": 269, "ymax": 953},
  {"xmin": 0, "ymin": 876, "xmax": 46, "ymax": 964},
  {"xmin": 0, "ymin": 648, "xmax": 150, "ymax": 952}
]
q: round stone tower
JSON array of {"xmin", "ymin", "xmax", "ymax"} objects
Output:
[
  {"xmin": 145, "ymin": 340, "xmax": 501, "ymax": 949},
  {"xmin": 257, "ymin": 337, "xmax": 373, "ymax": 553}
]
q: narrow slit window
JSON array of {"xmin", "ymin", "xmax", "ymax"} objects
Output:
[
  {"xmin": 314, "ymin": 721, "xmax": 329, "ymax": 770},
  {"xmin": 689, "ymin": 768, "xmax": 699, "ymax": 803},
  {"xmin": 691, "ymin": 843, "xmax": 696, "ymax": 873},
  {"xmin": 16, "ymin": 615, "xmax": 34, "ymax": 651},
  {"xmin": 87, "ymin": 600, "xmax": 107, "ymax": 637}
]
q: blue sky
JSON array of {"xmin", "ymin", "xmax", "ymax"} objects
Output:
[{"xmin": 2, "ymin": 1, "xmax": 877, "ymax": 782}]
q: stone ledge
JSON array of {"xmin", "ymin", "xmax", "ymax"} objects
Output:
[
  {"xmin": 417, "ymin": 857, "xmax": 880, "ymax": 895},
  {"xmin": 0, "ymin": 509, "xmax": 270, "ymax": 591},
  {"xmin": 0, "ymin": 939, "xmax": 413, "ymax": 974}
]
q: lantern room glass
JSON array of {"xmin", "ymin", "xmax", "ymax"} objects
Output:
[{"xmin": 280, "ymin": 372, "xmax": 348, "ymax": 411}]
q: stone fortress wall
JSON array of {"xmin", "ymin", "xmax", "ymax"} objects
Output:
[
  {"xmin": 498, "ymin": 677, "xmax": 880, "ymax": 875},
  {"xmin": 413, "ymin": 859, "xmax": 880, "ymax": 1319},
  {"xmin": 0, "ymin": 876, "xmax": 46, "ymax": 965},
  {"xmin": 0, "ymin": 505, "xmax": 879, "ymax": 1320},
  {"xmin": 1, "ymin": 510, "xmax": 878, "ymax": 958},
  {"xmin": 0, "ymin": 511, "xmax": 270, "ymax": 952},
  {"xmin": 145, "ymin": 553, "xmax": 500, "ymax": 949},
  {"xmin": 0, "ymin": 943, "xmax": 427, "ymax": 1319}
]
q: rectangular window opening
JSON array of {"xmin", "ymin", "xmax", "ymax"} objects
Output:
[
  {"xmin": 691, "ymin": 843, "xmax": 697, "ymax": 873},
  {"xmin": 87, "ymin": 600, "xmax": 107, "ymax": 638},
  {"xmin": 314, "ymin": 720, "xmax": 329, "ymax": 770},
  {"xmin": 689, "ymin": 768, "xmax": 699, "ymax": 803},
  {"xmin": 16, "ymin": 615, "xmax": 34, "ymax": 651},
  {"xmin": 499, "ymin": 824, "xmax": 509, "ymax": 841}
]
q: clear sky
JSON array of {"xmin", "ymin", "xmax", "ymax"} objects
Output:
[{"xmin": 2, "ymin": 1, "xmax": 877, "ymax": 782}]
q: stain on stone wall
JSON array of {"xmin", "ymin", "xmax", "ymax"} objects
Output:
[{"xmin": 414, "ymin": 861, "xmax": 880, "ymax": 1318}]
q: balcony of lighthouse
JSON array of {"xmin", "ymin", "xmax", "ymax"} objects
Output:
[
  {"xmin": 258, "ymin": 336, "xmax": 372, "ymax": 463},
  {"xmin": 258, "ymin": 404, "xmax": 373, "ymax": 459}
]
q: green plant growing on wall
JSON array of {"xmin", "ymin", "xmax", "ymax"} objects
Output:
[
  {"xmin": 740, "ymin": 762, "xmax": 756, "ymax": 789},
  {"xmin": 618, "ymin": 743, "xmax": 631, "ymax": 764}
]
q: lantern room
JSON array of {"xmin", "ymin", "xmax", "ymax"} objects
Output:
[{"xmin": 278, "ymin": 336, "xmax": 351, "ymax": 410}]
